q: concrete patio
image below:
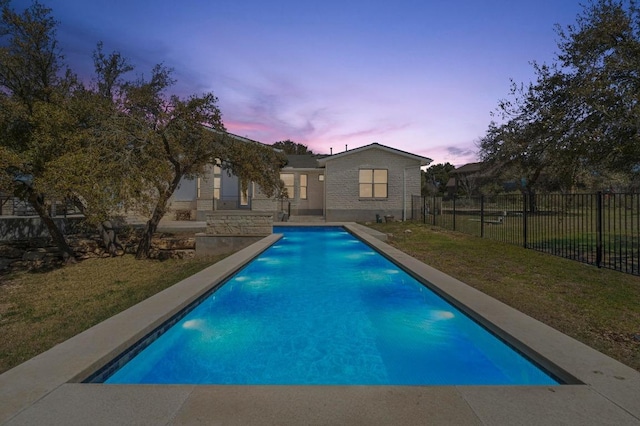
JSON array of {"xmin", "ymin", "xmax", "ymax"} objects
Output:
[{"xmin": 1, "ymin": 223, "xmax": 639, "ymax": 425}]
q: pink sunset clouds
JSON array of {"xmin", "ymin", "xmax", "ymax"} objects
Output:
[{"xmin": 15, "ymin": 0, "xmax": 586, "ymax": 166}]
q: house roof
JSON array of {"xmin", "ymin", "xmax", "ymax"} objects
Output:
[
  {"xmin": 317, "ymin": 143, "xmax": 432, "ymax": 166},
  {"xmin": 283, "ymin": 154, "xmax": 328, "ymax": 169},
  {"xmin": 202, "ymin": 126, "xmax": 273, "ymax": 148},
  {"xmin": 449, "ymin": 162, "xmax": 483, "ymax": 175}
]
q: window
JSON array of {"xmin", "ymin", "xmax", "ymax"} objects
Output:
[
  {"xmin": 359, "ymin": 169, "xmax": 387, "ymax": 198},
  {"xmin": 300, "ymin": 174, "xmax": 308, "ymax": 200},
  {"xmin": 213, "ymin": 162, "xmax": 221, "ymax": 200},
  {"xmin": 319, "ymin": 174, "xmax": 324, "ymax": 182},
  {"xmin": 280, "ymin": 173, "xmax": 294, "ymax": 199}
]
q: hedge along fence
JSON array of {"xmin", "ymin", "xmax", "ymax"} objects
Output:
[{"xmin": 411, "ymin": 192, "xmax": 640, "ymax": 276}]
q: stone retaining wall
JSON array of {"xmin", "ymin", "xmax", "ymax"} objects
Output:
[
  {"xmin": 0, "ymin": 235, "xmax": 196, "ymax": 274},
  {"xmin": 205, "ymin": 211, "xmax": 272, "ymax": 236},
  {"xmin": 196, "ymin": 212, "xmax": 273, "ymax": 257}
]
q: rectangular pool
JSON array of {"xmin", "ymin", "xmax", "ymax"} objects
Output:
[{"xmin": 100, "ymin": 226, "xmax": 559, "ymax": 385}]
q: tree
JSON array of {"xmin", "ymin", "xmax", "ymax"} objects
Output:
[
  {"xmin": 272, "ymin": 140, "xmax": 314, "ymax": 155},
  {"xmin": 119, "ymin": 65, "xmax": 286, "ymax": 259},
  {"xmin": 42, "ymin": 43, "xmax": 136, "ymax": 256},
  {"xmin": 557, "ymin": 0, "xmax": 640, "ymax": 174},
  {"xmin": 0, "ymin": 0, "xmax": 77, "ymax": 260},
  {"xmin": 0, "ymin": 2, "xmax": 140, "ymax": 258},
  {"xmin": 479, "ymin": 0, "xmax": 640, "ymax": 193},
  {"xmin": 0, "ymin": 1, "xmax": 286, "ymax": 262},
  {"xmin": 479, "ymin": 63, "xmax": 581, "ymax": 196},
  {"xmin": 422, "ymin": 162, "xmax": 455, "ymax": 196}
]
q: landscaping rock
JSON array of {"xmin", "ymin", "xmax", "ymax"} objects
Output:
[
  {"xmin": 22, "ymin": 249, "xmax": 47, "ymax": 261},
  {"xmin": 152, "ymin": 237, "xmax": 195, "ymax": 250},
  {"xmin": 1, "ymin": 231, "xmax": 196, "ymax": 274}
]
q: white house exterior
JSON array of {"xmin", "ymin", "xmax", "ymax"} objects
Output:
[
  {"xmin": 318, "ymin": 143, "xmax": 431, "ymax": 222},
  {"xmin": 169, "ymin": 140, "xmax": 431, "ymax": 222}
]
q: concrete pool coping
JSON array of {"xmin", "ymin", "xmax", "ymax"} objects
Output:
[{"xmin": 1, "ymin": 223, "xmax": 639, "ymax": 425}]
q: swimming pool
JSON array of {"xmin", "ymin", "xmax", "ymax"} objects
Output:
[{"xmin": 102, "ymin": 226, "xmax": 559, "ymax": 385}]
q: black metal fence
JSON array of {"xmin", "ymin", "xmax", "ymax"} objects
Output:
[{"xmin": 411, "ymin": 192, "xmax": 640, "ymax": 276}]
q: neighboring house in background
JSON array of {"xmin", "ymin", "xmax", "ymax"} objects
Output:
[
  {"xmin": 445, "ymin": 162, "xmax": 521, "ymax": 197},
  {"xmin": 446, "ymin": 162, "xmax": 485, "ymax": 197},
  {"xmin": 174, "ymin": 141, "xmax": 432, "ymax": 222}
]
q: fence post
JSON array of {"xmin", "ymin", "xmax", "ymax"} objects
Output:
[
  {"xmin": 453, "ymin": 195, "xmax": 457, "ymax": 231},
  {"xmin": 480, "ymin": 195, "xmax": 485, "ymax": 238},
  {"xmin": 522, "ymin": 193, "xmax": 528, "ymax": 248},
  {"xmin": 596, "ymin": 191, "xmax": 603, "ymax": 268},
  {"xmin": 433, "ymin": 195, "xmax": 437, "ymax": 226},
  {"xmin": 423, "ymin": 196, "xmax": 427, "ymax": 224},
  {"xmin": 411, "ymin": 195, "xmax": 414, "ymax": 220}
]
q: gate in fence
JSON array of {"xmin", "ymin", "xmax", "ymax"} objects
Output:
[{"xmin": 411, "ymin": 193, "xmax": 640, "ymax": 276}]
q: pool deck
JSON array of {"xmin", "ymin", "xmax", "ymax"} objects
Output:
[{"xmin": 1, "ymin": 223, "xmax": 640, "ymax": 425}]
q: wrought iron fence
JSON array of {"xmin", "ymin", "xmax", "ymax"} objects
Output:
[{"xmin": 411, "ymin": 192, "xmax": 640, "ymax": 276}]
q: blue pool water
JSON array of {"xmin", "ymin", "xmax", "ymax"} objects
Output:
[{"xmin": 105, "ymin": 226, "xmax": 559, "ymax": 385}]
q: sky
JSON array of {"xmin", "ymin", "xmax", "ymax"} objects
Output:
[{"xmin": 14, "ymin": 0, "xmax": 586, "ymax": 166}]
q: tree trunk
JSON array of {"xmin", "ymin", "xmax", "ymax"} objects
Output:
[
  {"xmin": 527, "ymin": 188, "xmax": 537, "ymax": 214},
  {"xmin": 135, "ymin": 208, "xmax": 162, "ymax": 260},
  {"xmin": 70, "ymin": 197, "xmax": 122, "ymax": 257},
  {"xmin": 135, "ymin": 174, "xmax": 183, "ymax": 259},
  {"xmin": 27, "ymin": 190, "xmax": 76, "ymax": 262}
]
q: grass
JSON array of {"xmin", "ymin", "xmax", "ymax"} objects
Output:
[
  {"xmin": 368, "ymin": 221, "xmax": 640, "ymax": 372},
  {"xmin": 0, "ymin": 254, "xmax": 227, "ymax": 374}
]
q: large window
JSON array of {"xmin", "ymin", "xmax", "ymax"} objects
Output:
[
  {"xmin": 359, "ymin": 169, "xmax": 388, "ymax": 198},
  {"xmin": 300, "ymin": 174, "xmax": 308, "ymax": 200},
  {"xmin": 280, "ymin": 173, "xmax": 294, "ymax": 199}
]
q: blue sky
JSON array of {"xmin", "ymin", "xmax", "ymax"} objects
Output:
[{"xmin": 15, "ymin": 0, "xmax": 585, "ymax": 165}]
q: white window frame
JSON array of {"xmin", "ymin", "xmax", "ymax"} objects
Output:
[{"xmin": 359, "ymin": 169, "xmax": 388, "ymax": 198}]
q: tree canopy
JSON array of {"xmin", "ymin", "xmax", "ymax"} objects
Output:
[
  {"xmin": 0, "ymin": 0, "xmax": 285, "ymax": 260},
  {"xmin": 272, "ymin": 140, "xmax": 314, "ymax": 155},
  {"xmin": 422, "ymin": 162, "xmax": 455, "ymax": 196},
  {"xmin": 478, "ymin": 0, "xmax": 640, "ymax": 193}
]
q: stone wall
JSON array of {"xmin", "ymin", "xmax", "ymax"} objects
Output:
[
  {"xmin": 196, "ymin": 211, "xmax": 272, "ymax": 257},
  {"xmin": 167, "ymin": 200, "xmax": 196, "ymax": 220},
  {"xmin": 205, "ymin": 211, "xmax": 272, "ymax": 236},
  {"xmin": 0, "ymin": 235, "xmax": 196, "ymax": 273}
]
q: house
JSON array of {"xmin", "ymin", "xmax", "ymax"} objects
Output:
[
  {"xmin": 317, "ymin": 144, "xmax": 431, "ymax": 221},
  {"xmin": 445, "ymin": 162, "xmax": 484, "ymax": 197},
  {"xmin": 169, "ymin": 133, "xmax": 267, "ymax": 220},
  {"xmin": 445, "ymin": 162, "xmax": 520, "ymax": 197},
  {"xmin": 170, "ymin": 139, "xmax": 432, "ymax": 222}
]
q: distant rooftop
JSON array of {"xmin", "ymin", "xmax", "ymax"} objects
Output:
[{"xmin": 450, "ymin": 162, "xmax": 483, "ymax": 174}]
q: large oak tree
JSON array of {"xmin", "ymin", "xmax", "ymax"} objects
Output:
[
  {"xmin": 479, "ymin": 0, "xmax": 640, "ymax": 193},
  {"xmin": 1, "ymin": 1, "xmax": 286, "ymax": 261},
  {"xmin": 119, "ymin": 64, "xmax": 285, "ymax": 259}
]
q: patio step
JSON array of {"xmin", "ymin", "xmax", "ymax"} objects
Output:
[{"xmin": 287, "ymin": 215, "xmax": 325, "ymax": 223}]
